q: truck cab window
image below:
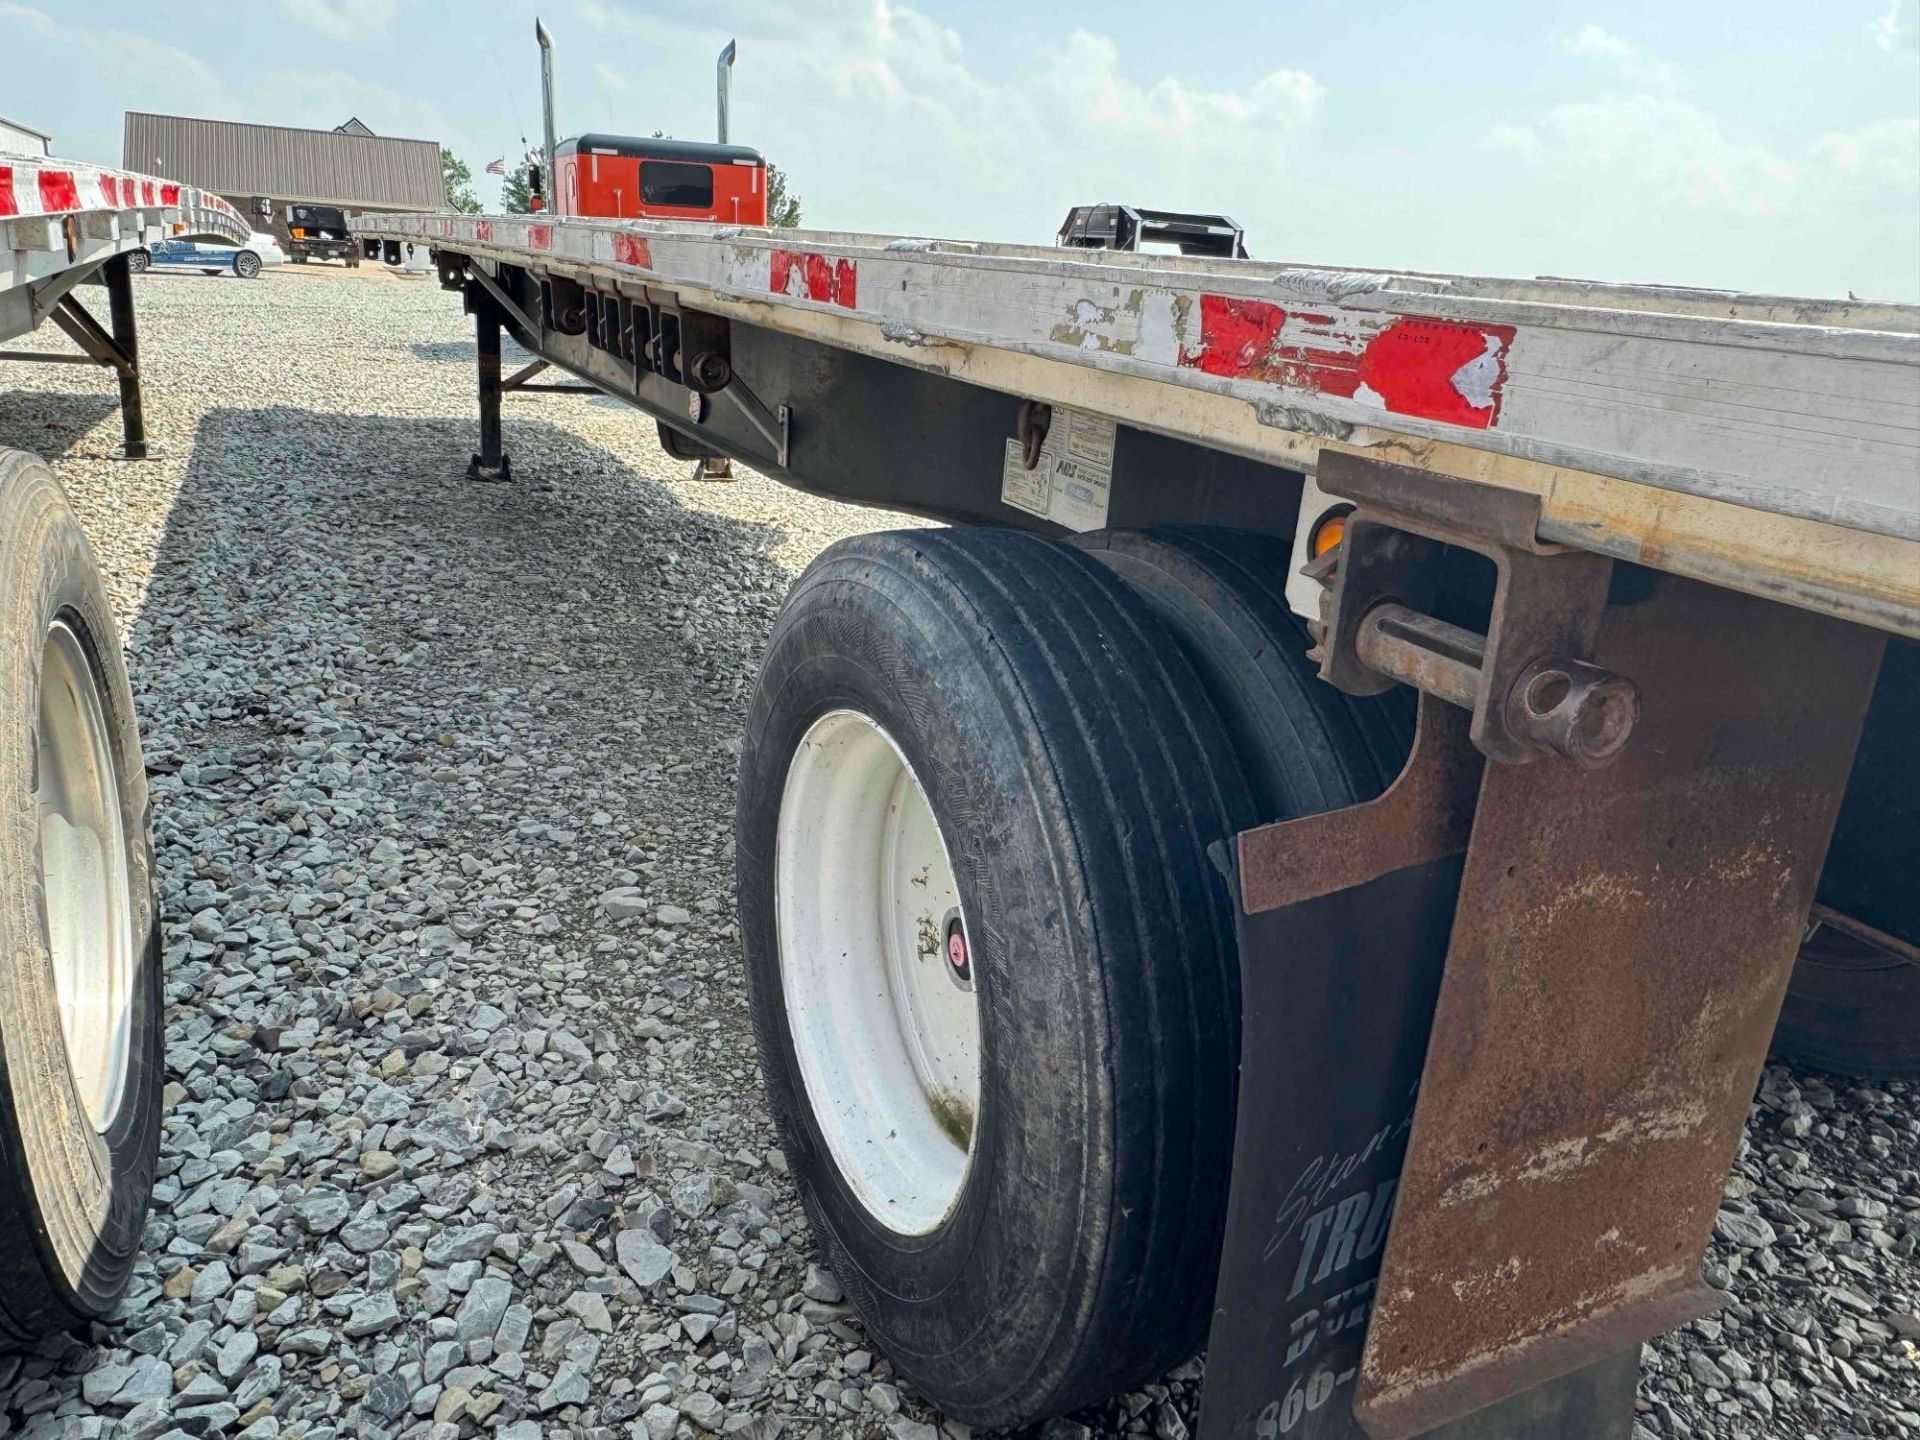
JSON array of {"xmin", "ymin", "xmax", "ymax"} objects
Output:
[{"xmin": 640, "ymin": 161, "xmax": 713, "ymax": 208}]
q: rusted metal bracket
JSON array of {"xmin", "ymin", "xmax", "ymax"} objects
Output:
[
  {"xmin": 1313, "ymin": 454, "xmax": 1637, "ymax": 769},
  {"xmin": 1351, "ymin": 575, "xmax": 1885, "ymax": 1438},
  {"xmin": 26, "ymin": 259, "xmax": 100, "ymax": 327},
  {"xmin": 502, "ymin": 359, "xmax": 551, "ymax": 391}
]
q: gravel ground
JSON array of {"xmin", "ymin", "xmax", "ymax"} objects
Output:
[{"xmin": 0, "ymin": 262, "xmax": 1913, "ymax": 1440}]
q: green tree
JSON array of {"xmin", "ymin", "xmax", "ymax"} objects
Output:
[
  {"xmin": 441, "ymin": 149, "xmax": 481, "ymax": 214},
  {"xmin": 501, "ymin": 147, "xmax": 545, "ymax": 214},
  {"xmin": 766, "ymin": 162, "xmax": 802, "ymax": 227}
]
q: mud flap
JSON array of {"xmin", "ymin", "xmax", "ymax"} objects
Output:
[
  {"xmin": 1198, "ymin": 697, "xmax": 1640, "ymax": 1440},
  {"xmin": 1199, "ymin": 697, "xmax": 1474, "ymax": 1440}
]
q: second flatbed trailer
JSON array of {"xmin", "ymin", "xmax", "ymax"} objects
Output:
[{"xmin": 352, "ymin": 203, "xmax": 1920, "ymax": 1440}]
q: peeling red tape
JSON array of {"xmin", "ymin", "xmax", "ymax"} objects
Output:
[{"xmin": 1180, "ymin": 294, "xmax": 1516, "ymax": 429}]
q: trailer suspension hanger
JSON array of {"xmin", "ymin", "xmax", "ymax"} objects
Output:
[
  {"xmin": 1200, "ymin": 452, "xmax": 1885, "ymax": 1440},
  {"xmin": 1309, "ymin": 454, "xmax": 1639, "ymax": 769}
]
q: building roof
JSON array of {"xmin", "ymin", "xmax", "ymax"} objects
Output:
[
  {"xmin": 123, "ymin": 111, "xmax": 445, "ymax": 211},
  {"xmin": 335, "ymin": 117, "xmax": 376, "ymax": 137},
  {"xmin": 0, "ymin": 115, "xmax": 52, "ymax": 143}
]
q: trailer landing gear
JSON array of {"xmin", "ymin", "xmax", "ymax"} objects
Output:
[
  {"xmin": 0, "ymin": 255, "xmax": 149, "ymax": 460},
  {"xmin": 466, "ymin": 286, "xmax": 512, "ymax": 483}
]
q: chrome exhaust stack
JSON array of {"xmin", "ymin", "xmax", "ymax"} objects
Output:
[
  {"xmin": 717, "ymin": 40, "xmax": 736, "ymax": 143},
  {"xmin": 536, "ymin": 18, "xmax": 558, "ymax": 192}
]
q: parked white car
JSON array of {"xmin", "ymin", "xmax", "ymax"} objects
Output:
[{"xmin": 127, "ymin": 231, "xmax": 286, "ymax": 279}]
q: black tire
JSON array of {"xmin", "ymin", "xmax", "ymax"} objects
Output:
[
  {"xmin": 233, "ymin": 250, "xmax": 262, "ymax": 280},
  {"xmin": 1772, "ymin": 636, "xmax": 1919, "ymax": 1078},
  {"xmin": 1072, "ymin": 526, "xmax": 1414, "ymax": 819},
  {"xmin": 1773, "ymin": 925, "xmax": 1920, "ymax": 1078},
  {"xmin": 0, "ymin": 450, "xmax": 161, "ymax": 1342},
  {"xmin": 124, "ymin": 250, "xmax": 149, "ymax": 274},
  {"xmin": 737, "ymin": 528, "xmax": 1255, "ymax": 1429}
]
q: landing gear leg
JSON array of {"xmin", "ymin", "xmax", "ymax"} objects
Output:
[
  {"xmin": 103, "ymin": 257, "xmax": 146, "ymax": 461},
  {"xmin": 466, "ymin": 287, "xmax": 511, "ymax": 483}
]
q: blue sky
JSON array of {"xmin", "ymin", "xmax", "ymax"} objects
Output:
[{"xmin": 5, "ymin": 0, "xmax": 1917, "ymax": 299}]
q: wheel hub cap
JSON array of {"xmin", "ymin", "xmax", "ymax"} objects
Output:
[
  {"xmin": 775, "ymin": 709, "xmax": 981, "ymax": 1235},
  {"xmin": 37, "ymin": 620, "xmax": 135, "ymax": 1134}
]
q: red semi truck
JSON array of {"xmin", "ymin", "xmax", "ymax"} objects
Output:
[
  {"xmin": 550, "ymin": 135, "xmax": 768, "ymax": 227},
  {"xmin": 532, "ymin": 23, "xmax": 767, "ymax": 229}
]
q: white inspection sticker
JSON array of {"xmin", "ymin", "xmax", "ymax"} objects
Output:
[{"xmin": 999, "ymin": 407, "xmax": 1115, "ymax": 531}]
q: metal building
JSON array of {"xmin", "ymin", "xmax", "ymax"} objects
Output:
[
  {"xmin": 123, "ymin": 112, "xmax": 444, "ymax": 238},
  {"xmin": 0, "ymin": 115, "xmax": 52, "ymax": 156}
]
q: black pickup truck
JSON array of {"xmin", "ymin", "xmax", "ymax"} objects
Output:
[{"xmin": 286, "ymin": 204, "xmax": 359, "ymax": 265}]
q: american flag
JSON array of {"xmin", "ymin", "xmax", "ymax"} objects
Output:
[{"xmin": 484, "ymin": 157, "xmax": 507, "ymax": 175}]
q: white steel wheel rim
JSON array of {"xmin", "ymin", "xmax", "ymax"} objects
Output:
[
  {"xmin": 776, "ymin": 709, "xmax": 980, "ymax": 1235},
  {"xmin": 37, "ymin": 620, "xmax": 134, "ymax": 1134}
]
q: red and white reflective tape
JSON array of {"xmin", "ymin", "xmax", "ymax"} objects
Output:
[
  {"xmin": 769, "ymin": 247, "xmax": 857, "ymax": 309},
  {"xmin": 0, "ymin": 152, "xmax": 246, "ymax": 242},
  {"xmin": 1175, "ymin": 295, "xmax": 1516, "ymax": 431}
]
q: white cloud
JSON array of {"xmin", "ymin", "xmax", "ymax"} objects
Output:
[
  {"xmin": 0, "ymin": 2, "xmax": 57, "ymax": 39},
  {"xmin": 280, "ymin": 0, "xmax": 397, "ymax": 43},
  {"xmin": 11, "ymin": 5, "xmax": 465, "ymax": 180},
  {"xmin": 1563, "ymin": 24, "xmax": 1678, "ymax": 92},
  {"xmin": 1489, "ymin": 94, "xmax": 1799, "ymax": 215},
  {"xmin": 594, "ymin": 64, "xmax": 630, "ymax": 93},
  {"xmin": 262, "ymin": 71, "xmax": 456, "ymax": 142},
  {"xmin": 1870, "ymin": 0, "xmax": 1920, "ymax": 52},
  {"xmin": 1811, "ymin": 115, "xmax": 1920, "ymax": 186},
  {"xmin": 1491, "ymin": 31, "xmax": 1916, "ymax": 223}
]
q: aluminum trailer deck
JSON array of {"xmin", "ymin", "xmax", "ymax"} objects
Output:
[
  {"xmin": 356, "ymin": 209, "xmax": 1919, "ymax": 635},
  {"xmin": 353, "ymin": 204, "xmax": 1920, "ymax": 1440},
  {"xmin": 2, "ymin": 152, "xmax": 248, "ymax": 454}
]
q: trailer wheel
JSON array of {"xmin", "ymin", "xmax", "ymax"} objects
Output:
[
  {"xmin": 0, "ymin": 450, "xmax": 160, "ymax": 1342},
  {"xmin": 738, "ymin": 528, "xmax": 1253, "ymax": 1429},
  {"xmin": 1772, "ymin": 636, "xmax": 1920, "ymax": 1078},
  {"xmin": 1072, "ymin": 527, "xmax": 1414, "ymax": 818},
  {"xmin": 1774, "ymin": 925, "xmax": 1920, "ymax": 1078}
]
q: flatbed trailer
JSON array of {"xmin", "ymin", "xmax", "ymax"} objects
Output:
[
  {"xmin": 3, "ymin": 154, "xmax": 247, "ymax": 454},
  {"xmin": 348, "ymin": 202, "xmax": 1920, "ymax": 1438},
  {"xmin": 0, "ymin": 152, "xmax": 247, "ymax": 1343}
]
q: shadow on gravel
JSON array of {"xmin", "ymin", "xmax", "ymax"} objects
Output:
[
  {"xmin": 126, "ymin": 400, "xmax": 797, "ymax": 741},
  {"xmin": 0, "ymin": 389, "xmax": 122, "ymax": 460}
]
